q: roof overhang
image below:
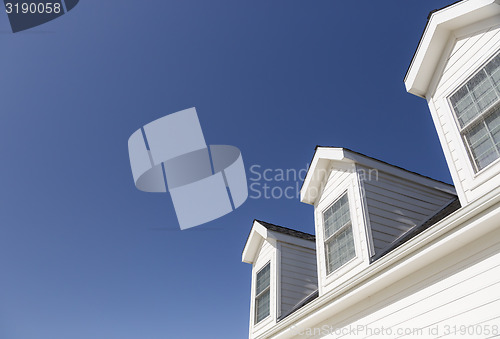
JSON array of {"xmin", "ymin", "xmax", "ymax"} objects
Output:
[
  {"xmin": 300, "ymin": 147, "xmax": 456, "ymax": 205},
  {"xmin": 242, "ymin": 220, "xmax": 315, "ymax": 264},
  {"xmin": 242, "ymin": 221, "xmax": 269, "ymax": 264},
  {"xmin": 300, "ymin": 148, "xmax": 353, "ymax": 205},
  {"xmin": 404, "ymin": 0, "xmax": 500, "ymax": 98}
]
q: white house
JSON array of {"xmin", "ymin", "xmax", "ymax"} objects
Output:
[{"xmin": 242, "ymin": 0, "xmax": 500, "ymax": 338}]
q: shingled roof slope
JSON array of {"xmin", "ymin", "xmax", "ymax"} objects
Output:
[
  {"xmin": 370, "ymin": 197, "xmax": 461, "ymax": 262},
  {"xmin": 255, "ymin": 219, "xmax": 315, "ymax": 241}
]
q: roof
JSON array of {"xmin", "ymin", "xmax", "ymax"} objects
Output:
[
  {"xmin": 241, "ymin": 219, "xmax": 315, "ymax": 264},
  {"xmin": 404, "ymin": 0, "xmax": 463, "ymax": 83},
  {"xmin": 306, "ymin": 146, "xmax": 455, "ymax": 189},
  {"xmin": 301, "ymin": 146, "xmax": 456, "ymax": 205},
  {"xmin": 404, "ymin": 0, "xmax": 500, "ymax": 98},
  {"xmin": 255, "ymin": 220, "xmax": 315, "ymax": 241}
]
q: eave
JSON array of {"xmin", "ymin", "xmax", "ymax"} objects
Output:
[
  {"xmin": 404, "ymin": 0, "xmax": 500, "ymax": 98},
  {"xmin": 300, "ymin": 147, "xmax": 456, "ymax": 205},
  {"xmin": 242, "ymin": 221, "xmax": 268, "ymax": 264},
  {"xmin": 242, "ymin": 220, "xmax": 315, "ymax": 264}
]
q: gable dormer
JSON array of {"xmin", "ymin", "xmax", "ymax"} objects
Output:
[
  {"xmin": 242, "ymin": 220, "xmax": 317, "ymax": 338},
  {"xmin": 301, "ymin": 147, "xmax": 457, "ymax": 296},
  {"xmin": 405, "ymin": 0, "xmax": 500, "ymax": 206}
]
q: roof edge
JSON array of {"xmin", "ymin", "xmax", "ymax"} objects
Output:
[
  {"xmin": 300, "ymin": 146, "xmax": 456, "ymax": 205},
  {"xmin": 405, "ymin": 0, "xmax": 500, "ymax": 98}
]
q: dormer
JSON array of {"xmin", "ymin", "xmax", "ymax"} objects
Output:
[
  {"xmin": 242, "ymin": 220, "xmax": 317, "ymax": 338},
  {"xmin": 300, "ymin": 147, "xmax": 457, "ymax": 296},
  {"xmin": 405, "ymin": 0, "xmax": 500, "ymax": 206}
]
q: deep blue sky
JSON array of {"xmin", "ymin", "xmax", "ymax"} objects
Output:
[{"xmin": 1, "ymin": 1, "xmax": 455, "ymax": 338}]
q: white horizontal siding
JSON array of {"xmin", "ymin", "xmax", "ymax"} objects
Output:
[
  {"xmin": 361, "ymin": 170, "xmax": 455, "ymax": 257},
  {"xmin": 316, "ymin": 230, "xmax": 500, "ymax": 339},
  {"xmin": 280, "ymin": 243, "xmax": 318, "ymax": 318},
  {"xmin": 318, "ymin": 168, "xmax": 353, "ymax": 207},
  {"xmin": 430, "ymin": 21, "xmax": 500, "ymax": 203},
  {"xmin": 256, "ymin": 240, "xmax": 273, "ymax": 266},
  {"xmin": 435, "ymin": 24, "xmax": 500, "ymax": 99}
]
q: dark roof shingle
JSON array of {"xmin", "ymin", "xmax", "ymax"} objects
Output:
[{"xmin": 255, "ymin": 219, "xmax": 315, "ymax": 241}]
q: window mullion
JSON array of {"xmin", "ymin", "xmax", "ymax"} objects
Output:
[
  {"xmin": 483, "ymin": 118, "xmax": 500, "ymax": 157},
  {"xmin": 462, "ymin": 132, "xmax": 479, "ymax": 172},
  {"xmin": 459, "ymin": 97, "xmax": 500, "ymax": 131},
  {"xmin": 255, "ymin": 286, "xmax": 270, "ymax": 300}
]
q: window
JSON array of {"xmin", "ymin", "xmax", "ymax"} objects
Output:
[
  {"xmin": 449, "ymin": 51, "xmax": 500, "ymax": 172},
  {"xmin": 323, "ymin": 192, "xmax": 355, "ymax": 275},
  {"xmin": 254, "ymin": 263, "xmax": 270, "ymax": 324}
]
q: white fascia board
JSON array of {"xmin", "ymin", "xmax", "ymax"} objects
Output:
[
  {"xmin": 343, "ymin": 150, "xmax": 456, "ymax": 195},
  {"xmin": 300, "ymin": 148, "xmax": 350, "ymax": 205},
  {"xmin": 258, "ymin": 185, "xmax": 500, "ymax": 339},
  {"xmin": 242, "ymin": 221, "xmax": 268, "ymax": 264},
  {"xmin": 405, "ymin": 0, "xmax": 500, "ymax": 98},
  {"xmin": 243, "ymin": 221, "xmax": 315, "ymax": 263},
  {"xmin": 300, "ymin": 147, "xmax": 456, "ymax": 206}
]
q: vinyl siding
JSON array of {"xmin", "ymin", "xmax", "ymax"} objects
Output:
[
  {"xmin": 318, "ymin": 167, "xmax": 353, "ymax": 208},
  {"xmin": 279, "ymin": 243, "xmax": 318, "ymax": 318},
  {"xmin": 360, "ymin": 168, "xmax": 456, "ymax": 255},
  {"xmin": 430, "ymin": 20, "xmax": 500, "ymax": 203},
  {"xmin": 256, "ymin": 240, "xmax": 273, "ymax": 266},
  {"xmin": 316, "ymin": 227, "xmax": 500, "ymax": 339}
]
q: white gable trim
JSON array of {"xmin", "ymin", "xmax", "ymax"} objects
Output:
[
  {"xmin": 301, "ymin": 147, "xmax": 456, "ymax": 205},
  {"xmin": 242, "ymin": 221, "xmax": 315, "ymax": 264},
  {"xmin": 242, "ymin": 221, "xmax": 269, "ymax": 264},
  {"xmin": 405, "ymin": 0, "xmax": 500, "ymax": 98}
]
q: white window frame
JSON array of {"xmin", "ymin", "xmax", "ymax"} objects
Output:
[
  {"xmin": 448, "ymin": 50, "xmax": 500, "ymax": 173},
  {"xmin": 254, "ymin": 262, "xmax": 271, "ymax": 324},
  {"xmin": 322, "ymin": 191, "xmax": 356, "ymax": 276}
]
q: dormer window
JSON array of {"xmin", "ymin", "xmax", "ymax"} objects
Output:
[
  {"xmin": 323, "ymin": 192, "xmax": 355, "ymax": 275},
  {"xmin": 255, "ymin": 262, "xmax": 271, "ymax": 324},
  {"xmin": 449, "ymin": 51, "xmax": 500, "ymax": 172}
]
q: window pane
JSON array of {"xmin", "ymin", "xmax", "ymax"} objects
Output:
[
  {"xmin": 255, "ymin": 290, "xmax": 270, "ymax": 323},
  {"xmin": 486, "ymin": 105, "xmax": 500, "ymax": 141},
  {"xmin": 451, "ymin": 86, "xmax": 479, "ymax": 127},
  {"xmin": 485, "ymin": 54, "xmax": 500, "ymax": 87},
  {"xmin": 474, "ymin": 82, "xmax": 497, "ymax": 111},
  {"xmin": 468, "ymin": 70, "xmax": 488, "ymax": 98},
  {"xmin": 325, "ymin": 223, "xmax": 355, "ymax": 274},
  {"xmin": 450, "ymin": 52, "xmax": 500, "ymax": 171},
  {"xmin": 324, "ymin": 194, "xmax": 350, "ymax": 239},
  {"xmin": 256, "ymin": 264, "xmax": 270, "ymax": 295},
  {"xmin": 464, "ymin": 106, "xmax": 500, "ymax": 171}
]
